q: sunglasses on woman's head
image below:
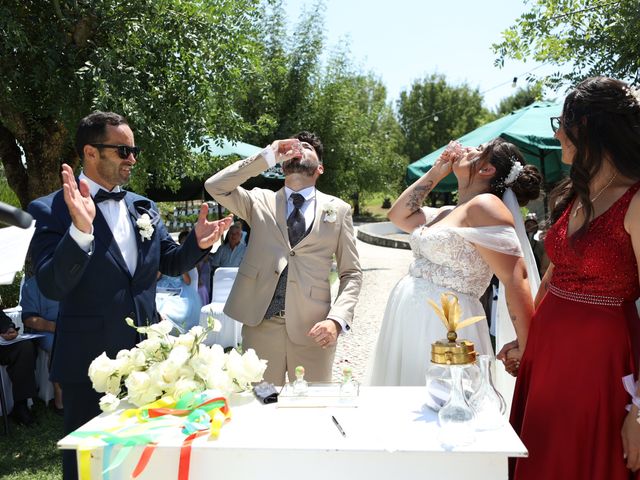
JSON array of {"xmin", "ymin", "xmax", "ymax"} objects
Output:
[
  {"xmin": 550, "ymin": 116, "xmax": 562, "ymax": 133},
  {"xmin": 90, "ymin": 143, "xmax": 141, "ymax": 159}
]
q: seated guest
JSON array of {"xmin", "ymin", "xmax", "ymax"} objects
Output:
[
  {"xmin": 196, "ymin": 254, "xmax": 211, "ymax": 305},
  {"xmin": 0, "ymin": 308, "xmax": 37, "ymax": 426},
  {"xmin": 156, "ymin": 230, "xmax": 202, "ymax": 331},
  {"xmin": 209, "ymin": 222, "xmax": 247, "ymax": 269},
  {"xmin": 20, "ymin": 265, "xmax": 64, "ymax": 413}
]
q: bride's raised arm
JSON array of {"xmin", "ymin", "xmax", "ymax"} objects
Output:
[{"xmin": 388, "ymin": 144, "xmax": 456, "ymax": 233}]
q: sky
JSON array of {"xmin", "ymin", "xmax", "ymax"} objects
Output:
[{"xmin": 284, "ymin": 0, "xmax": 563, "ymax": 110}]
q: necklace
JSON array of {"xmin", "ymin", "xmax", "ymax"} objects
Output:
[{"xmin": 573, "ymin": 173, "xmax": 617, "ymax": 218}]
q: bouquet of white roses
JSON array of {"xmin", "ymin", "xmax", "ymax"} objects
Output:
[{"xmin": 88, "ymin": 317, "xmax": 267, "ymax": 412}]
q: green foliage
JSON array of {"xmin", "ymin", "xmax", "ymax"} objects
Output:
[
  {"xmin": 0, "ymin": 0, "xmax": 263, "ymax": 206},
  {"xmin": 397, "ymin": 73, "xmax": 492, "ymax": 162},
  {"xmin": 0, "ymin": 164, "xmax": 19, "ymax": 207},
  {"xmin": 495, "ymin": 82, "xmax": 544, "ymax": 116},
  {"xmin": 235, "ymin": 1, "xmax": 408, "ymax": 203},
  {"xmin": 493, "ymin": 0, "xmax": 640, "ymax": 86},
  {"xmin": 0, "ymin": 270, "xmax": 22, "ymax": 308}
]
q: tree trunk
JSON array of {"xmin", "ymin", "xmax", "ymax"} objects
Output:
[
  {"xmin": 0, "ymin": 118, "xmax": 78, "ymax": 209},
  {"xmin": 352, "ymin": 191, "xmax": 360, "ymax": 217}
]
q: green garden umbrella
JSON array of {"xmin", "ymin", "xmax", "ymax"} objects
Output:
[
  {"xmin": 406, "ymin": 101, "xmax": 567, "ymax": 192},
  {"xmin": 146, "ymin": 138, "xmax": 283, "ymax": 201},
  {"xmin": 199, "ymin": 137, "xmax": 262, "ymax": 158}
]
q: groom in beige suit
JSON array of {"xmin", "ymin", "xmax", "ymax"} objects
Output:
[{"xmin": 205, "ymin": 131, "xmax": 361, "ymax": 385}]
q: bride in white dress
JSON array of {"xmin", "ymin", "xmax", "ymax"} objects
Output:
[{"xmin": 369, "ymin": 138, "xmax": 541, "ymax": 386}]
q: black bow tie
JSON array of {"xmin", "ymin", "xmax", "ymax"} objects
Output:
[{"xmin": 94, "ymin": 189, "xmax": 126, "ymax": 204}]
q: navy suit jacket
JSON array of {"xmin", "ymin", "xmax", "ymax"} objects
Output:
[{"xmin": 27, "ymin": 188, "xmax": 208, "ymax": 384}]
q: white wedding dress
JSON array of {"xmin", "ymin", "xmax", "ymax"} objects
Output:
[{"xmin": 368, "ymin": 209, "xmax": 523, "ymax": 386}]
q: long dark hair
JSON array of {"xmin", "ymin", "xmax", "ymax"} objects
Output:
[
  {"xmin": 469, "ymin": 138, "xmax": 542, "ymax": 206},
  {"xmin": 548, "ymin": 76, "xmax": 640, "ymax": 236}
]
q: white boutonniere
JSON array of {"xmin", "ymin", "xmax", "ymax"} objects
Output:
[
  {"xmin": 136, "ymin": 213, "xmax": 154, "ymax": 241},
  {"xmin": 322, "ymin": 203, "xmax": 337, "ymax": 223}
]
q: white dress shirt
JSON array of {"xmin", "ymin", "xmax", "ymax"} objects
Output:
[
  {"xmin": 69, "ymin": 173, "xmax": 138, "ymax": 275},
  {"xmin": 284, "ymin": 185, "xmax": 316, "ymax": 230}
]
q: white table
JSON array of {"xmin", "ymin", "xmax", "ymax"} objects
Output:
[{"xmin": 58, "ymin": 387, "xmax": 526, "ymax": 480}]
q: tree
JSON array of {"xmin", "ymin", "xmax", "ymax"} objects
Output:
[
  {"xmin": 235, "ymin": 1, "xmax": 408, "ymax": 209},
  {"xmin": 493, "ymin": 0, "xmax": 640, "ymax": 87},
  {"xmin": 235, "ymin": 0, "xmax": 325, "ymax": 147},
  {"xmin": 397, "ymin": 74, "xmax": 492, "ymax": 162},
  {"xmin": 495, "ymin": 82, "xmax": 544, "ymax": 116},
  {"xmin": 0, "ymin": 0, "xmax": 262, "ymax": 209},
  {"xmin": 308, "ymin": 49, "xmax": 407, "ymax": 212}
]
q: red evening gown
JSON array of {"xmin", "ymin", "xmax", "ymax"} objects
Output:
[{"xmin": 511, "ymin": 181, "xmax": 640, "ymax": 480}]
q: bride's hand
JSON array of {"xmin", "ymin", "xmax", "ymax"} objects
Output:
[
  {"xmin": 432, "ymin": 141, "xmax": 458, "ymax": 178},
  {"xmin": 622, "ymin": 406, "xmax": 640, "ymax": 471},
  {"xmin": 498, "ymin": 340, "xmax": 522, "ymax": 377}
]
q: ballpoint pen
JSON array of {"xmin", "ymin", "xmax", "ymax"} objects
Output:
[{"xmin": 331, "ymin": 415, "xmax": 346, "ymax": 437}]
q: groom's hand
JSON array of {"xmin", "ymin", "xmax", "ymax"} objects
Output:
[
  {"xmin": 61, "ymin": 163, "xmax": 95, "ymax": 234},
  {"xmin": 193, "ymin": 204, "xmax": 233, "ymax": 249},
  {"xmin": 270, "ymin": 139, "xmax": 303, "ymax": 164},
  {"xmin": 308, "ymin": 320, "xmax": 341, "ymax": 349}
]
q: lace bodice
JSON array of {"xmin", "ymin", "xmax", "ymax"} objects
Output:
[{"xmin": 407, "ymin": 217, "xmax": 523, "ymax": 298}]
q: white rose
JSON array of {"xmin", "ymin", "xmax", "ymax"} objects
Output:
[
  {"xmin": 88, "ymin": 352, "xmax": 121, "ymax": 393},
  {"xmin": 240, "ymin": 349, "xmax": 268, "ymax": 383},
  {"xmin": 147, "ymin": 320, "xmax": 175, "ymax": 339},
  {"xmin": 137, "ymin": 337, "xmax": 163, "ymax": 359},
  {"xmin": 190, "ymin": 344, "xmax": 226, "ymax": 381},
  {"xmin": 225, "ymin": 349, "xmax": 253, "ymax": 390},
  {"xmin": 204, "ymin": 368, "xmax": 235, "ymax": 393},
  {"xmin": 146, "ymin": 362, "xmax": 171, "ymax": 392},
  {"xmin": 324, "ymin": 211, "xmax": 337, "ymax": 223},
  {"xmin": 188, "ymin": 325, "xmax": 205, "ymax": 338},
  {"xmin": 172, "ymin": 377, "xmax": 204, "ymax": 400},
  {"xmin": 126, "ymin": 371, "xmax": 161, "ymax": 406},
  {"xmin": 175, "ymin": 331, "xmax": 196, "ymax": 349},
  {"xmin": 99, "ymin": 393, "xmax": 121, "ymax": 413}
]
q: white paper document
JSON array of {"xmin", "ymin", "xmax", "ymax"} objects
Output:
[
  {"xmin": 0, "ymin": 332, "xmax": 44, "ymax": 346},
  {"xmin": 0, "ymin": 222, "xmax": 35, "ymax": 285}
]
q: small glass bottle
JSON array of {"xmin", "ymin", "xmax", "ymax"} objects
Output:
[
  {"xmin": 340, "ymin": 366, "xmax": 358, "ymax": 395},
  {"xmin": 292, "ymin": 365, "xmax": 309, "ymax": 396},
  {"xmin": 469, "ymin": 354, "xmax": 507, "ymax": 430},
  {"xmin": 438, "ymin": 365, "xmax": 476, "ymax": 447}
]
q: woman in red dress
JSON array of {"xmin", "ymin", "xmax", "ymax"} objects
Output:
[{"xmin": 500, "ymin": 76, "xmax": 640, "ymax": 479}]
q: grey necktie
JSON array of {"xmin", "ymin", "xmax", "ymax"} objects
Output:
[{"xmin": 287, "ymin": 193, "xmax": 306, "ymax": 246}]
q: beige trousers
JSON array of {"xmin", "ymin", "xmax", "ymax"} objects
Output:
[{"xmin": 242, "ymin": 315, "xmax": 336, "ymax": 386}]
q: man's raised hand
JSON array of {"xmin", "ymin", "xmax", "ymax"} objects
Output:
[
  {"xmin": 61, "ymin": 163, "xmax": 95, "ymax": 234},
  {"xmin": 193, "ymin": 203, "xmax": 233, "ymax": 249}
]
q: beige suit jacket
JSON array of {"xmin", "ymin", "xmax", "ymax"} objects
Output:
[{"xmin": 205, "ymin": 152, "xmax": 362, "ymax": 346}]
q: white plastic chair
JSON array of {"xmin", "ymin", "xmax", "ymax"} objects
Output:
[{"xmin": 199, "ymin": 267, "xmax": 242, "ymax": 349}]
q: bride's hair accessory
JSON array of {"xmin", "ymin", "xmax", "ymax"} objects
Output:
[
  {"xmin": 503, "ymin": 157, "xmax": 523, "ymax": 186},
  {"xmin": 623, "ymin": 85, "xmax": 640, "ymax": 106}
]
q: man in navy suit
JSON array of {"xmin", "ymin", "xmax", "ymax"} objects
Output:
[{"xmin": 27, "ymin": 111, "xmax": 232, "ymax": 479}]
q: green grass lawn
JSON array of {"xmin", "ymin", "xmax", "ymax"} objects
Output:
[{"xmin": 0, "ymin": 400, "xmax": 63, "ymax": 479}]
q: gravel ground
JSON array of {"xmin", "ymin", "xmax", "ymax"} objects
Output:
[{"xmin": 331, "ymin": 228, "xmax": 413, "ymax": 382}]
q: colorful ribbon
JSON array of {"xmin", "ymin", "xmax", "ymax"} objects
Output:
[{"xmin": 71, "ymin": 391, "xmax": 231, "ymax": 480}]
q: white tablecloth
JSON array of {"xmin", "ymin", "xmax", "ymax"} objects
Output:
[{"xmin": 58, "ymin": 387, "xmax": 526, "ymax": 480}]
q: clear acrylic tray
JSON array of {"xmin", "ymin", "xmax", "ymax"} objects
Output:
[{"xmin": 277, "ymin": 382, "xmax": 360, "ymax": 408}]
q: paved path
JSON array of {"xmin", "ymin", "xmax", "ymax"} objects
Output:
[{"xmin": 331, "ymin": 229, "xmax": 413, "ymax": 382}]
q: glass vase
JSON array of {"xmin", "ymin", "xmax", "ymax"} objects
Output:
[
  {"xmin": 425, "ymin": 362, "xmax": 480, "ymax": 412},
  {"xmin": 437, "ymin": 365, "xmax": 476, "ymax": 447},
  {"xmin": 469, "ymin": 354, "xmax": 507, "ymax": 430}
]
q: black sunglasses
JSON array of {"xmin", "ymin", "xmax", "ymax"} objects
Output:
[
  {"xmin": 90, "ymin": 143, "xmax": 141, "ymax": 159},
  {"xmin": 550, "ymin": 116, "xmax": 562, "ymax": 133}
]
